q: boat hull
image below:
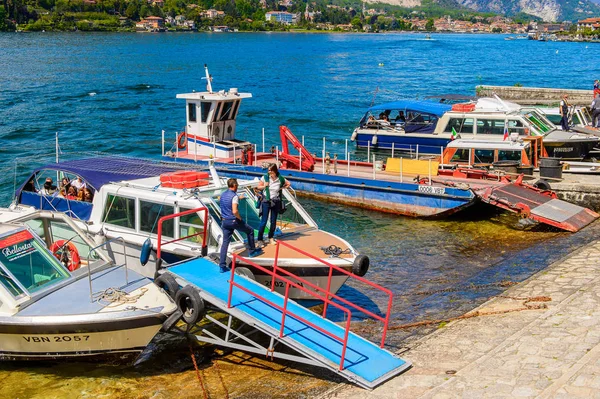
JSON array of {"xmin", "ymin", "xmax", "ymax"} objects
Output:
[
  {"xmin": 0, "ymin": 315, "xmax": 166, "ymax": 363},
  {"xmin": 354, "ymin": 132, "xmax": 450, "ymax": 154}
]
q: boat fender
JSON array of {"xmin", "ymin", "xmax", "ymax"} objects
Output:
[
  {"xmin": 154, "ymin": 273, "xmax": 180, "ymax": 299},
  {"xmin": 371, "ymin": 135, "xmax": 378, "ymax": 146},
  {"xmin": 350, "ymin": 130, "xmax": 358, "ymax": 141},
  {"xmin": 175, "ymin": 285, "xmax": 206, "ymax": 325},
  {"xmin": 50, "ymin": 240, "xmax": 81, "ymax": 272},
  {"xmin": 352, "ymin": 254, "xmax": 369, "ymax": 277},
  {"xmin": 177, "ymin": 132, "xmax": 187, "ymax": 149},
  {"xmin": 533, "ymin": 179, "xmax": 551, "ymax": 191},
  {"xmin": 140, "ymin": 238, "xmax": 152, "ymax": 266},
  {"xmin": 234, "ymin": 266, "xmax": 255, "ymax": 281}
]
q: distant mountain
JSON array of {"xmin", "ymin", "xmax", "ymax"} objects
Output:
[
  {"xmin": 454, "ymin": 0, "xmax": 600, "ymax": 22},
  {"xmin": 366, "ymin": 0, "xmax": 600, "ymax": 21}
]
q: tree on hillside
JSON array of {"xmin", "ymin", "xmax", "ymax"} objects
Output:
[{"xmin": 425, "ymin": 17, "xmax": 434, "ymax": 31}]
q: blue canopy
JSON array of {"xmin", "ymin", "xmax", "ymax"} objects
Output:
[
  {"xmin": 15, "ymin": 157, "xmax": 206, "ymax": 221},
  {"xmin": 18, "ymin": 156, "xmax": 195, "ymax": 194},
  {"xmin": 368, "ymin": 101, "xmax": 451, "ymax": 117}
]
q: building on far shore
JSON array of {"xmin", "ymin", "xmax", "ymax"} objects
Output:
[
  {"xmin": 135, "ymin": 16, "xmax": 164, "ymax": 31},
  {"xmin": 577, "ymin": 17, "xmax": 600, "ymax": 31},
  {"xmin": 265, "ymin": 11, "xmax": 296, "ymax": 25}
]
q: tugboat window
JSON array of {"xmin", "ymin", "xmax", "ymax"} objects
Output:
[
  {"xmin": 219, "ymin": 101, "xmax": 234, "ymax": 121},
  {"xmin": 103, "ymin": 195, "xmax": 136, "ymax": 229},
  {"xmin": 474, "ymin": 150, "xmax": 494, "ymax": 164},
  {"xmin": 188, "ymin": 103, "xmax": 197, "ymax": 123},
  {"xmin": 498, "ymin": 150, "xmax": 522, "ymax": 161},
  {"xmin": 201, "ymin": 102, "xmax": 211, "ymax": 123}
]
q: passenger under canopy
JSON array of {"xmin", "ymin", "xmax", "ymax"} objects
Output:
[{"xmin": 360, "ymin": 100, "xmax": 451, "ymax": 134}]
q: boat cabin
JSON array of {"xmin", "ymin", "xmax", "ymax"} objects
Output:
[
  {"xmin": 356, "ymin": 100, "xmax": 451, "ymax": 134},
  {"xmin": 433, "ymin": 98, "xmax": 558, "ymax": 138},
  {"xmin": 442, "ymin": 136, "xmax": 547, "ymax": 168},
  {"xmin": 175, "ymin": 65, "xmax": 254, "ymax": 160}
]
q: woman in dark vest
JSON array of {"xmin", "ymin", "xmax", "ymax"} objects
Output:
[{"xmin": 257, "ymin": 164, "xmax": 290, "ymax": 247}]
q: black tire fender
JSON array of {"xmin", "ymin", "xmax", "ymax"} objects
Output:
[
  {"xmin": 533, "ymin": 179, "xmax": 551, "ymax": 191},
  {"xmin": 175, "ymin": 285, "xmax": 205, "ymax": 325},
  {"xmin": 154, "ymin": 273, "xmax": 179, "ymax": 299},
  {"xmin": 352, "ymin": 254, "xmax": 370, "ymax": 277},
  {"xmin": 234, "ymin": 266, "xmax": 255, "ymax": 280},
  {"xmin": 208, "ymin": 252, "xmax": 232, "ymax": 268}
]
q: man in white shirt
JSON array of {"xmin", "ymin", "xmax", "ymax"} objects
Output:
[{"xmin": 70, "ymin": 176, "xmax": 87, "ymax": 191}]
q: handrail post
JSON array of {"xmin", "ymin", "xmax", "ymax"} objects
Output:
[
  {"xmin": 392, "ymin": 142, "xmax": 395, "ymax": 158},
  {"xmin": 280, "ymin": 283, "xmax": 290, "ymax": 338},
  {"xmin": 322, "ymin": 262, "xmax": 334, "ymax": 318},
  {"xmin": 121, "ymin": 237, "xmax": 128, "ymax": 285},
  {"xmin": 381, "ymin": 292, "xmax": 393, "ymax": 348},
  {"xmin": 400, "ymin": 157, "xmax": 403, "ymax": 183},
  {"xmin": 347, "ymin": 152, "xmax": 350, "ymax": 177},
  {"xmin": 271, "ymin": 241, "xmax": 281, "ymax": 291},
  {"xmin": 162, "ymin": 130, "xmax": 165, "ymax": 156},
  {"xmin": 428, "ymin": 159, "xmax": 432, "ymax": 186},
  {"xmin": 416, "ymin": 144, "xmax": 419, "ymax": 160},
  {"xmin": 339, "ymin": 315, "xmax": 351, "ymax": 371},
  {"xmin": 227, "ymin": 255, "xmax": 236, "ymax": 308}
]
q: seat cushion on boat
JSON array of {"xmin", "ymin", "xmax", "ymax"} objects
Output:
[{"xmin": 18, "ymin": 267, "xmax": 148, "ymax": 316}]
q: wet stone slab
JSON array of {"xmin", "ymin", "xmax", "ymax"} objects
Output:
[{"xmin": 323, "ymin": 240, "xmax": 600, "ymax": 399}]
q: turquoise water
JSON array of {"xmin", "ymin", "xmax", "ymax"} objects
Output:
[{"xmin": 0, "ymin": 32, "xmax": 598, "ymax": 396}]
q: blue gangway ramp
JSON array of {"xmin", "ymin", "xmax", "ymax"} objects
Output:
[{"xmin": 168, "ymin": 257, "xmax": 411, "ymax": 389}]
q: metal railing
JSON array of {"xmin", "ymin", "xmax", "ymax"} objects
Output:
[
  {"xmin": 156, "ymin": 207, "xmax": 209, "ymax": 261},
  {"xmin": 86, "ymin": 236, "xmax": 128, "ymax": 302},
  {"xmin": 227, "ymin": 254, "xmax": 352, "ymax": 371},
  {"xmin": 273, "ymin": 240, "xmax": 394, "ymax": 348}
]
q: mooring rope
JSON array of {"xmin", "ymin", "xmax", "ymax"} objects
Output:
[
  {"xmin": 320, "ymin": 244, "xmax": 352, "ymax": 257},
  {"xmin": 93, "ymin": 287, "xmax": 148, "ymax": 307},
  {"xmin": 389, "ymin": 295, "xmax": 551, "ymax": 330}
]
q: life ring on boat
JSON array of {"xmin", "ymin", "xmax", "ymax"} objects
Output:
[
  {"xmin": 50, "ymin": 240, "xmax": 81, "ymax": 272},
  {"xmin": 175, "ymin": 285, "xmax": 206, "ymax": 325},
  {"xmin": 352, "ymin": 254, "xmax": 370, "ymax": 277},
  {"xmin": 177, "ymin": 132, "xmax": 187, "ymax": 149}
]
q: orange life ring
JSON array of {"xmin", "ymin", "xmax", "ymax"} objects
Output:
[
  {"xmin": 50, "ymin": 240, "xmax": 81, "ymax": 272},
  {"xmin": 177, "ymin": 132, "xmax": 187, "ymax": 149}
]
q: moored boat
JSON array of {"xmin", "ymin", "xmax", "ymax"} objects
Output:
[
  {"xmin": 350, "ymin": 97, "xmax": 599, "ymax": 160},
  {"xmin": 0, "ymin": 209, "xmax": 177, "ymax": 362},
  {"xmin": 13, "ymin": 157, "xmax": 367, "ymax": 299}
]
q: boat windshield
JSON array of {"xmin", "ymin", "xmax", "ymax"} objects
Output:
[
  {"xmin": 360, "ymin": 109, "xmax": 440, "ymax": 133},
  {"xmin": 520, "ymin": 109, "xmax": 556, "ymax": 134},
  {"xmin": 0, "ymin": 229, "xmax": 70, "ymax": 297}
]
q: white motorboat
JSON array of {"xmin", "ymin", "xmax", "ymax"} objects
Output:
[
  {"xmin": 0, "ymin": 209, "xmax": 177, "ymax": 362},
  {"xmin": 13, "ymin": 159, "xmax": 369, "ymax": 299},
  {"xmin": 350, "ymin": 97, "xmax": 599, "ymax": 160}
]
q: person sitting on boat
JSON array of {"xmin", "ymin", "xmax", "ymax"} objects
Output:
[
  {"xmin": 256, "ymin": 164, "xmax": 290, "ymax": 247},
  {"xmin": 41, "ymin": 178, "xmax": 57, "ymax": 196},
  {"xmin": 65, "ymin": 186, "xmax": 78, "ymax": 200},
  {"xmin": 60, "ymin": 177, "xmax": 71, "ymax": 194},
  {"xmin": 594, "ymin": 79, "xmax": 600, "ymax": 99},
  {"xmin": 395, "ymin": 111, "xmax": 406, "ymax": 124},
  {"xmin": 70, "ymin": 176, "xmax": 87, "ymax": 191},
  {"xmin": 219, "ymin": 178, "xmax": 262, "ymax": 273},
  {"xmin": 22, "ymin": 178, "xmax": 36, "ymax": 192},
  {"xmin": 81, "ymin": 188, "xmax": 94, "ymax": 202}
]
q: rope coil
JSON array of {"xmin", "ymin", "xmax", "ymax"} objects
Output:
[
  {"xmin": 320, "ymin": 244, "xmax": 352, "ymax": 257},
  {"xmin": 93, "ymin": 287, "xmax": 148, "ymax": 307}
]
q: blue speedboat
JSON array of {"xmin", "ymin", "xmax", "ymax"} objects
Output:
[{"xmin": 350, "ymin": 100, "xmax": 452, "ymax": 154}]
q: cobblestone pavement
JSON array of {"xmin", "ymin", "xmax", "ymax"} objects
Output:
[{"xmin": 321, "ymin": 240, "xmax": 600, "ymax": 399}]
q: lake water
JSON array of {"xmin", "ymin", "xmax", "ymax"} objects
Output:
[{"xmin": 0, "ymin": 32, "xmax": 598, "ymax": 397}]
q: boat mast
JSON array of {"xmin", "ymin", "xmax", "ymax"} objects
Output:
[{"xmin": 203, "ymin": 64, "xmax": 213, "ymax": 94}]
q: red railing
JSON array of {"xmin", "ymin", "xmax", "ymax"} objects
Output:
[
  {"xmin": 227, "ymin": 254, "xmax": 352, "ymax": 371},
  {"xmin": 157, "ymin": 207, "xmax": 209, "ymax": 260},
  {"xmin": 273, "ymin": 240, "xmax": 394, "ymax": 348}
]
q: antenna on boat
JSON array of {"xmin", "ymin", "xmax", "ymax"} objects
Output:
[
  {"xmin": 493, "ymin": 93, "xmax": 510, "ymax": 112},
  {"xmin": 203, "ymin": 64, "xmax": 213, "ymax": 94}
]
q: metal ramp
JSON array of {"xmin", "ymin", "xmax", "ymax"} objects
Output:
[
  {"xmin": 166, "ymin": 256, "xmax": 411, "ymax": 389},
  {"xmin": 476, "ymin": 181, "xmax": 599, "ymax": 232}
]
